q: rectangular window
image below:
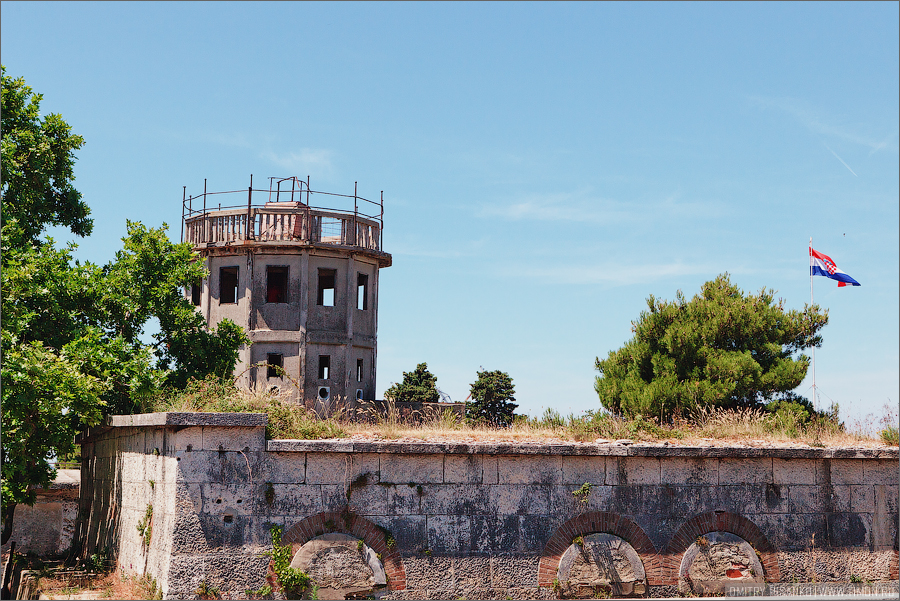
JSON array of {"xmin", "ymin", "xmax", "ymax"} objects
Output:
[
  {"xmin": 317, "ymin": 269, "xmax": 336, "ymax": 306},
  {"xmin": 266, "ymin": 353, "xmax": 283, "ymax": 379},
  {"xmin": 267, "ymin": 266, "xmax": 288, "ymax": 303},
  {"xmin": 356, "ymin": 358, "xmax": 363, "ymax": 382},
  {"xmin": 318, "ymin": 355, "xmax": 331, "ymax": 380},
  {"xmin": 190, "ymin": 281, "xmax": 201, "ymax": 306},
  {"xmin": 220, "ymin": 267, "xmax": 239, "ymax": 304},
  {"xmin": 357, "ymin": 273, "xmax": 368, "ymax": 310}
]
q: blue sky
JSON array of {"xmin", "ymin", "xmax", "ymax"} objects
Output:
[{"xmin": 3, "ymin": 2, "xmax": 898, "ymax": 425}]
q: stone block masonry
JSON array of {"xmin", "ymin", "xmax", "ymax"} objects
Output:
[{"xmin": 75, "ymin": 413, "xmax": 899, "ymax": 599}]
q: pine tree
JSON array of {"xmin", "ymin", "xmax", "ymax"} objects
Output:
[
  {"xmin": 594, "ymin": 273, "xmax": 828, "ymax": 419},
  {"xmin": 466, "ymin": 369, "xmax": 518, "ymax": 427},
  {"xmin": 384, "ymin": 362, "xmax": 441, "ymax": 404}
]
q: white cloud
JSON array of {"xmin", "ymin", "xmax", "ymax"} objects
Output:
[
  {"xmin": 497, "ymin": 258, "xmax": 800, "ymax": 287},
  {"xmin": 261, "ymin": 148, "xmax": 336, "ymax": 178},
  {"xmin": 507, "ymin": 261, "xmax": 719, "ymax": 287},
  {"xmin": 391, "ymin": 237, "xmax": 488, "ymax": 259},
  {"xmin": 749, "ymin": 95, "xmax": 899, "ymax": 154},
  {"xmin": 479, "ymin": 190, "xmax": 728, "ymax": 225}
]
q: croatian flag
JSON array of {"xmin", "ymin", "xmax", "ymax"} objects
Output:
[{"xmin": 810, "ymin": 247, "xmax": 860, "ymax": 287}]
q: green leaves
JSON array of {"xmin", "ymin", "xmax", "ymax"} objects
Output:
[
  {"xmin": 384, "ymin": 362, "xmax": 441, "ymax": 404},
  {"xmin": 1, "ymin": 339, "xmax": 104, "ymax": 508},
  {"xmin": 595, "ymin": 273, "xmax": 828, "ymax": 418},
  {"xmin": 466, "ymin": 369, "xmax": 518, "ymax": 427},
  {"xmin": 1, "ymin": 66, "xmax": 91, "ymax": 246},
  {"xmin": 1, "ymin": 69, "xmax": 248, "ymax": 530},
  {"xmin": 105, "ymin": 221, "xmax": 248, "ymax": 388}
]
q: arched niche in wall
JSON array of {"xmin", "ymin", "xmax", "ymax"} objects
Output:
[
  {"xmin": 538, "ymin": 512, "xmax": 658, "ymax": 590},
  {"xmin": 659, "ymin": 510, "xmax": 780, "ymax": 587},
  {"xmin": 290, "ymin": 533, "xmax": 386, "ymax": 599},
  {"xmin": 281, "ymin": 511, "xmax": 407, "ymax": 591},
  {"xmin": 677, "ymin": 531, "xmax": 764, "ymax": 596},
  {"xmin": 556, "ymin": 533, "xmax": 647, "ymax": 598}
]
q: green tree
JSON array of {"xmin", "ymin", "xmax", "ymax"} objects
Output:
[
  {"xmin": 384, "ymin": 363, "xmax": 440, "ymax": 404},
  {"xmin": 1, "ymin": 68, "xmax": 248, "ymax": 544},
  {"xmin": 466, "ymin": 369, "xmax": 518, "ymax": 427},
  {"xmin": 594, "ymin": 273, "xmax": 828, "ymax": 419},
  {"xmin": 1, "ymin": 66, "xmax": 91, "ymax": 246},
  {"xmin": 103, "ymin": 221, "xmax": 248, "ymax": 390}
]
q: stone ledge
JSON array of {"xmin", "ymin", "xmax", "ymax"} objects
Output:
[
  {"xmin": 265, "ymin": 439, "xmax": 898, "ymax": 459},
  {"xmin": 107, "ymin": 412, "xmax": 268, "ymax": 427}
]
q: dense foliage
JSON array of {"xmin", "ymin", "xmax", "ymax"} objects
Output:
[
  {"xmin": 384, "ymin": 362, "xmax": 441, "ymax": 404},
  {"xmin": 594, "ymin": 273, "xmax": 828, "ymax": 419},
  {"xmin": 1, "ymin": 67, "xmax": 247, "ymax": 543},
  {"xmin": 466, "ymin": 369, "xmax": 518, "ymax": 427},
  {"xmin": 1, "ymin": 66, "xmax": 91, "ymax": 246}
]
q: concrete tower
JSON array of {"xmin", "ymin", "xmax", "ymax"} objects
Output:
[{"xmin": 182, "ymin": 176, "xmax": 391, "ymax": 415}]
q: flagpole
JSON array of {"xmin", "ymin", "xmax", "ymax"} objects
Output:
[{"xmin": 810, "ymin": 237, "xmax": 817, "ymax": 412}]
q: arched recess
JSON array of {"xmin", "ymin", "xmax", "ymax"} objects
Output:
[
  {"xmin": 538, "ymin": 511, "xmax": 658, "ymax": 588},
  {"xmin": 659, "ymin": 511, "xmax": 779, "ymax": 586},
  {"xmin": 281, "ymin": 510, "xmax": 406, "ymax": 591}
]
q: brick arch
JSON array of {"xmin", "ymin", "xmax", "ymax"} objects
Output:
[
  {"xmin": 659, "ymin": 510, "xmax": 779, "ymax": 585},
  {"xmin": 281, "ymin": 511, "xmax": 406, "ymax": 591},
  {"xmin": 537, "ymin": 511, "xmax": 659, "ymax": 588}
]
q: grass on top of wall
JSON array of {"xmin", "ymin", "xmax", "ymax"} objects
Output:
[
  {"xmin": 136, "ymin": 377, "xmax": 897, "ymax": 447},
  {"xmin": 138, "ymin": 377, "xmax": 347, "ymax": 440}
]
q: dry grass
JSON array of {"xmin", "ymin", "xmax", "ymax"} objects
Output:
[
  {"xmin": 38, "ymin": 571, "xmax": 160, "ymax": 600},
  {"xmin": 341, "ymin": 404, "xmax": 890, "ymax": 449},
  {"xmin": 138, "ymin": 377, "xmax": 895, "ymax": 449}
]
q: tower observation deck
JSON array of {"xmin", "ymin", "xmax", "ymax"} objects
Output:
[{"xmin": 181, "ymin": 176, "xmax": 391, "ymax": 415}]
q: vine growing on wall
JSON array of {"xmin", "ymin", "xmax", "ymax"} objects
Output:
[
  {"xmin": 267, "ymin": 525, "xmax": 314, "ymax": 598},
  {"xmin": 136, "ymin": 503, "xmax": 153, "ymax": 546}
]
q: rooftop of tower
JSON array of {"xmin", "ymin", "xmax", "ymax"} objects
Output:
[{"xmin": 181, "ymin": 176, "xmax": 389, "ymax": 262}]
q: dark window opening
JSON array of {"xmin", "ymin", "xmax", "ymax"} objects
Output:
[
  {"xmin": 356, "ymin": 358, "xmax": 363, "ymax": 382},
  {"xmin": 317, "ymin": 269, "xmax": 336, "ymax": 306},
  {"xmin": 267, "ymin": 353, "xmax": 283, "ymax": 379},
  {"xmin": 190, "ymin": 281, "xmax": 201, "ymax": 306},
  {"xmin": 318, "ymin": 355, "xmax": 331, "ymax": 380},
  {"xmin": 267, "ymin": 266, "xmax": 288, "ymax": 303},
  {"xmin": 356, "ymin": 389, "xmax": 363, "ymax": 400},
  {"xmin": 357, "ymin": 273, "xmax": 368, "ymax": 310},
  {"xmin": 220, "ymin": 267, "xmax": 239, "ymax": 304}
]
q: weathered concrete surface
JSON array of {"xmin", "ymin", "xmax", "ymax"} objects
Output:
[
  {"xmin": 290, "ymin": 533, "xmax": 386, "ymax": 598},
  {"xmin": 188, "ymin": 196, "xmax": 391, "ymax": 413},
  {"xmin": 75, "ymin": 413, "xmax": 899, "ymax": 599},
  {"xmin": 557, "ymin": 533, "xmax": 646, "ymax": 597},
  {"xmin": 1, "ymin": 469, "xmax": 80, "ymax": 557},
  {"xmin": 678, "ymin": 532, "xmax": 764, "ymax": 596}
]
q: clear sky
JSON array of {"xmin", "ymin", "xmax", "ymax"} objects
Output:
[{"xmin": 3, "ymin": 2, "xmax": 898, "ymax": 427}]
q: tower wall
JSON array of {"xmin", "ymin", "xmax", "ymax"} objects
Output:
[{"xmin": 182, "ymin": 180, "xmax": 390, "ymax": 415}]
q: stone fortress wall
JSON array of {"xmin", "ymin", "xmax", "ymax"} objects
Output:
[{"xmin": 75, "ymin": 412, "xmax": 898, "ymax": 599}]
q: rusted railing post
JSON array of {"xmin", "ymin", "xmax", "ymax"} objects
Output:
[
  {"xmin": 202, "ymin": 179, "xmax": 207, "ymax": 244},
  {"xmin": 351, "ymin": 181, "xmax": 358, "ymax": 246},
  {"xmin": 246, "ymin": 174, "xmax": 254, "ymax": 240},
  {"xmin": 181, "ymin": 186, "xmax": 186, "ymax": 243}
]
